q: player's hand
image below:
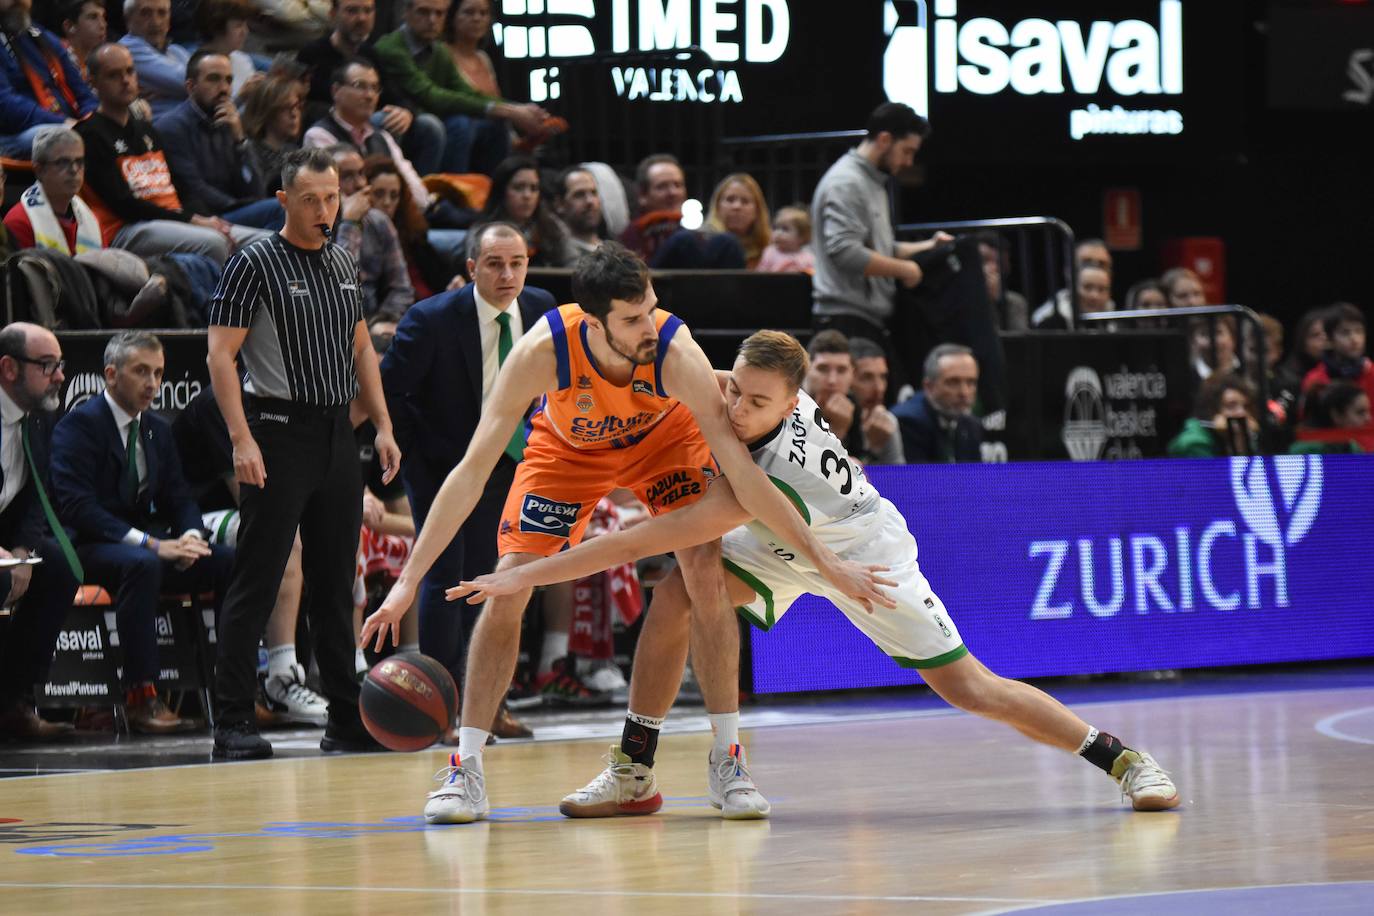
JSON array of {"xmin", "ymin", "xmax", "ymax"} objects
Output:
[
  {"xmin": 862, "ymin": 405, "xmax": 897, "ymax": 452},
  {"xmin": 447, "ymin": 568, "xmax": 527, "ymax": 605},
  {"xmin": 360, "ymin": 580, "xmax": 415, "ymax": 651},
  {"xmin": 899, "ymin": 259, "xmax": 923, "ymax": 289},
  {"xmin": 232, "ymin": 433, "xmax": 267, "ymax": 487},
  {"xmin": 362, "ymin": 490, "xmax": 385, "ymax": 531},
  {"xmin": 821, "ymin": 559, "xmax": 898, "ymax": 613}
]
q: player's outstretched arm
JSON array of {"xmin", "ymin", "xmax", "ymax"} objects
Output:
[
  {"xmin": 663, "ymin": 329, "xmax": 896, "ymax": 610},
  {"xmin": 448, "ymin": 477, "xmax": 753, "ymax": 604},
  {"xmin": 359, "ymin": 322, "xmax": 558, "ymax": 650}
]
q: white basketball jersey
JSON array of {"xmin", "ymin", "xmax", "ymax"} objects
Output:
[{"xmin": 746, "ymin": 390, "xmax": 882, "ymax": 540}]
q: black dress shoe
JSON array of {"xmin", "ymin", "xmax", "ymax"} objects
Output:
[
  {"xmin": 213, "ymin": 721, "xmax": 273, "ymax": 760},
  {"xmin": 320, "ymin": 716, "xmax": 385, "ymax": 753}
]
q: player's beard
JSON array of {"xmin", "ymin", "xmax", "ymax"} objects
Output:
[{"xmin": 605, "ymin": 327, "xmax": 657, "ymax": 366}]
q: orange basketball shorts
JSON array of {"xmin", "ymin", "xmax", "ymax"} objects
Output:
[{"xmin": 497, "ymin": 404, "xmax": 719, "ymax": 557}]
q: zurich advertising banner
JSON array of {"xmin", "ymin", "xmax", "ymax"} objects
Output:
[{"xmin": 748, "ymin": 455, "xmax": 1374, "ymax": 694}]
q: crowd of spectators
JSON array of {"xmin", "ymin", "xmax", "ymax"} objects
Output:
[{"xmin": 0, "ymin": 2, "xmax": 1367, "ymax": 744}]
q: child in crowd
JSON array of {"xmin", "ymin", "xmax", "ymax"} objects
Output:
[{"xmin": 755, "ymin": 205, "xmax": 814, "ymax": 273}]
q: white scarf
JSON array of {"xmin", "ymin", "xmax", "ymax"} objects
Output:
[{"xmin": 20, "ymin": 181, "xmax": 102, "ymax": 255}]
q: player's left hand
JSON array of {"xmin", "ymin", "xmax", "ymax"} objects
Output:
[
  {"xmin": 822, "ymin": 560, "xmax": 898, "ymax": 612},
  {"xmin": 447, "ymin": 569, "xmax": 526, "ymax": 604},
  {"xmin": 375, "ymin": 429, "xmax": 401, "ymax": 484}
]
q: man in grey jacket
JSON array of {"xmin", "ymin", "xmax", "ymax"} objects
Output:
[{"xmin": 811, "ymin": 102, "xmax": 949, "ymax": 352}]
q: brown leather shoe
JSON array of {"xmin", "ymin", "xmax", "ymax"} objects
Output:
[
  {"xmin": 126, "ymin": 693, "xmax": 188, "ymax": 735},
  {"xmin": 491, "ymin": 702, "xmax": 533, "ymax": 740},
  {"xmin": 0, "ymin": 700, "xmax": 74, "ymax": 739}
]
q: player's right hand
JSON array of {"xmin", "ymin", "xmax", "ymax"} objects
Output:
[
  {"xmin": 360, "ymin": 581, "xmax": 415, "ymax": 651},
  {"xmin": 823, "ymin": 560, "xmax": 899, "ymax": 613},
  {"xmin": 232, "ymin": 434, "xmax": 267, "ymax": 487}
]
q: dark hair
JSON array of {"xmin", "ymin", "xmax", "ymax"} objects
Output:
[
  {"xmin": 185, "ymin": 47, "xmax": 229, "ymax": 82},
  {"xmin": 280, "ymin": 147, "xmax": 338, "ymax": 189},
  {"xmin": 478, "ymin": 156, "xmax": 567, "ymax": 263},
  {"xmin": 363, "ymin": 154, "xmax": 428, "ymax": 245},
  {"xmin": 635, "ymin": 153, "xmax": 682, "ymax": 195},
  {"xmin": 55, "ymin": 0, "xmax": 101, "ymax": 31},
  {"xmin": 1193, "ymin": 372, "xmax": 1256, "ymax": 421},
  {"xmin": 807, "ymin": 328, "xmax": 850, "ymax": 360},
  {"xmin": 1279, "ymin": 306, "xmax": 1333, "ymax": 379},
  {"xmin": 558, "ymin": 164, "xmax": 594, "ymax": 198},
  {"xmin": 196, "ymin": 0, "xmax": 257, "ymax": 41},
  {"xmin": 737, "ymin": 330, "xmax": 809, "ymax": 391},
  {"xmin": 864, "ymin": 102, "xmax": 930, "ymax": 142},
  {"xmin": 1323, "ymin": 301, "xmax": 1366, "ymax": 338},
  {"xmin": 443, "ymin": 0, "xmax": 492, "ymax": 44},
  {"xmin": 571, "ymin": 242, "xmax": 649, "ymax": 322},
  {"xmin": 1304, "ymin": 381, "xmax": 1367, "ymax": 429},
  {"xmin": 468, "ymin": 221, "xmax": 525, "ymax": 259},
  {"xmin": 847, "ymin": 337, "xmax": 886, "ymax": 363},
  {"xmin": 332, "ymin": 57, "xmax": 377, "ymax": 88},
  {"xmin": 1125, "ymin": 279, "xmax": 1167, "ymax": 310}
]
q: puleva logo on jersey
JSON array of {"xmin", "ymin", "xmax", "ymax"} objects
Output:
[
  {"xmin": 1029, "ymin": 455, "xmax": 1323, "ymax": 618},
  {"xmin": 519, "ymin": 494, "xmax": 581, "ymax": 538}
]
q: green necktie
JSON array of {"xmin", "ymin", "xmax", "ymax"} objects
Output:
[
  {"xmin": 125, "ymin": 416, "xmax": 141, "ymax": 501},
  {"xmin": 495, "ymin": 311, "xmax": 526, "ymax": 463},
  {"xmin": 21, "ymin": 416, "xmax": 84, "ymax": 582}
]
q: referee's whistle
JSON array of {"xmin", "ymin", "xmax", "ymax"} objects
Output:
[{"xmin": 318, "ymin": 223, "xmax": 332, "ymax": 241}]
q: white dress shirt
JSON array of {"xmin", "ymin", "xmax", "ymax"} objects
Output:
[
  {"xmin": 0, "ymin": 386, "xmax": 28, "ymax": 516},
  {"xmin": 475, "ymin": 289, "xmax": 526, "ymax": 404},
  {"xmin": 101, "ymin": 392, "xmax": 205, "ymax": 548}
]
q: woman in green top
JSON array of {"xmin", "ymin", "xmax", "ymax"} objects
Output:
[{"xmin": 1167, "ymin": 373, "xmax": 1261, "ymax": 458}]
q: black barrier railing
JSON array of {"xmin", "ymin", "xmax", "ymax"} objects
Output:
[
  {"xmin": 718, "ymin": 129, "xmax": 867, "ymax": 213},
  {"xmin": 1080, "ymin": 304, "xmax": 1272, "ymax": 437},
  {"xmin": 898, "ymin": 216, "xmax": 1078, "ymax": 326}
]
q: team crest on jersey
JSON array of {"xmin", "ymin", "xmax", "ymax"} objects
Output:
[
  {"xmin": 519, "ymin": 494, "xmax": 580, "ymax": 538},
  {"xmin": 632, "ymin": 379, "xmax": 653, "ymax": 395},
  {"xmin": 577, "ymin": 374, "xmax": 593, "ymax": 389},
  {"xmin": 576, "ymin": 394, "xmax": 594, "ymax": 413},
  {"xmin": 114, "ymin": 139, "xmax": 128, "ymax": 154}
]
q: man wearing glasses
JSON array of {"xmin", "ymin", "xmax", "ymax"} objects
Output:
[{"xmin": 0, "ymin": 322, "xmax": 82, "ymax": 739}]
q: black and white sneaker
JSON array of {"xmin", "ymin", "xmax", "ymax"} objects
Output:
[{"xmin": 262, "ymin": 663, "xmax": 329, "ymax": 726}]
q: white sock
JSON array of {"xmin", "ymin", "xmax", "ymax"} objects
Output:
[
  {"xmin": 539, "ymin": 631, "xmax": 570, "ymax": 674},
  {"xmin": 709, "ymin": 711, "xmax": 739, "ymax": 750},
  {"xmin": 266, "ymin": 644, "xmax": 297, "ymax": 679},
  {"xmin": 397, "ymin": 642, "xmax": 420, "ymax": 655},
  {"xmin": 458, "ymin": 727, "xmax": 489, "ymax": 765},
  {"xmin": 355, "ymin": 649, "xmax": 368, "ymax": 675}
]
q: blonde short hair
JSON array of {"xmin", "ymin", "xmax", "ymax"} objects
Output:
[
  {"xmin": 736, "ymin": 330, "xmax": 809, "ymax": 392},
  {"xmin": 772, "ymin": 205, "xmax": 811, "ymax": 245}
]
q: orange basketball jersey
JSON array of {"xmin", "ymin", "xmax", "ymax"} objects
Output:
[{"xmin": 532, "ymin": 304, "xmax": 685, "ymax": 451}]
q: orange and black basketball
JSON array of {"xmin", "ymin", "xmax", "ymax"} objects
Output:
[{"xmin": 359, "ymin": 653, "xmax": 458, "ymax": 752}]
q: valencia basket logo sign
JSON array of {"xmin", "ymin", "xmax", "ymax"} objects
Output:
[{"xmin": 1231, "ymin": 454, "xmax": 1322, "ymax": 551}]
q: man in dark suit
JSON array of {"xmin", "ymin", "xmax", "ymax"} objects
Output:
[
  {"xmin": 893, "ymin": 343, "xmax": 984, "ymax": 464},
  {"xmin": 0, "ymin": 323, "xmax": 83, "ymax": 738},
  {"xmin": 381, "ymin": 222, "xmax": 555, "ymax": 740},
  {"xmin": 51, "ymin": 331, "xmax": 233, "ymax": 734}
]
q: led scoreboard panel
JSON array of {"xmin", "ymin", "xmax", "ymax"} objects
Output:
[{"xmin": 492, "ymin": 0, "xmax": 1244, "ymax": 162}]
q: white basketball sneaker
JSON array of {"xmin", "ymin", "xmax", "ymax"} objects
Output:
[
  {"xmin": 424, "ymin": 753, "xmax": 490, "ymax": 824},
  {"xmin": 560, "ymin": 745, "xmax": 663, "ymax": 818},
  {"xmin": 1117, "ymin": 751, "xmax": 1180, "ymax": 811},
  {"xmin": 708, "ymin": 744, "xmax": 771, "ymax": 820},
  {"xmin": 262, "ymin": 663, "xmax": 328, "ymax": 726}
]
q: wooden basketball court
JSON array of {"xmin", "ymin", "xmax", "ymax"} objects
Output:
[{"xmin": 2, "ymin": 673, "xmax": 1373, "ymax": 914}]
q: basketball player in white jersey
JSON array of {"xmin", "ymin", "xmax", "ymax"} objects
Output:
[{"xmin": 450, "ymin": 331, "xmax": 1181, "ymax": 818}]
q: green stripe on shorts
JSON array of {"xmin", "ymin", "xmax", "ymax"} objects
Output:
[
  {"xmin": 891, "ymin": 644, "xmax": 969, "ymax": 670},
  {"xmin": 767, "ymin": 476, "xmax": 811, "ymax": 525},
  {"xmin": 722, "ymin": 557, "xmax": 775, "ymax": 630}
]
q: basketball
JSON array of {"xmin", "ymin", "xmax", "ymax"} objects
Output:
[{"xmin": 359, "ymin": 653, "xmax": 459, "ymax": 752}]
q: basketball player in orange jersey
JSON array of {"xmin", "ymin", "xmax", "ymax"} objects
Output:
[{"xmin": 361, "ymin": 243, "xmax": 892, "ymax": 824}]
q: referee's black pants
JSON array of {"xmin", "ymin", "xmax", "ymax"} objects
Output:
[{"xmin": 214, "ymin": 405, "xmax": 363, "ymax": 728}]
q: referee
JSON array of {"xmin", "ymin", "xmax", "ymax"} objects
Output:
[{"xmin": 206, "ymin": 147, "xmax": 401, "ymax": 760}]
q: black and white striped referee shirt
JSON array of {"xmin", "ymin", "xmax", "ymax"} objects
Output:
[{"xmin": 207, "ymin": 233, "xmax": 364, "ymax": 407}]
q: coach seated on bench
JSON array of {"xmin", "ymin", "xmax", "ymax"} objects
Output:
[
  {"xmin": 51, "ymin": 331, "xmax": 233, "ymax": 734},
  {"xmin": 0, "ymin": 323, "xmax": 82, "ymax": 739}
]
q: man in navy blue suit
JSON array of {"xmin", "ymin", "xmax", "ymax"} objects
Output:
[
  {"xmin": 51, "ymin": 331, "xmax": 233, "ymax": 734},
  {"xmin": 0, "ymin": 323, "xmax": 83, "ymax": 739},
  {"xmin": 381, "ymin": 222, "xmax": 555, "ymax": 740}
]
